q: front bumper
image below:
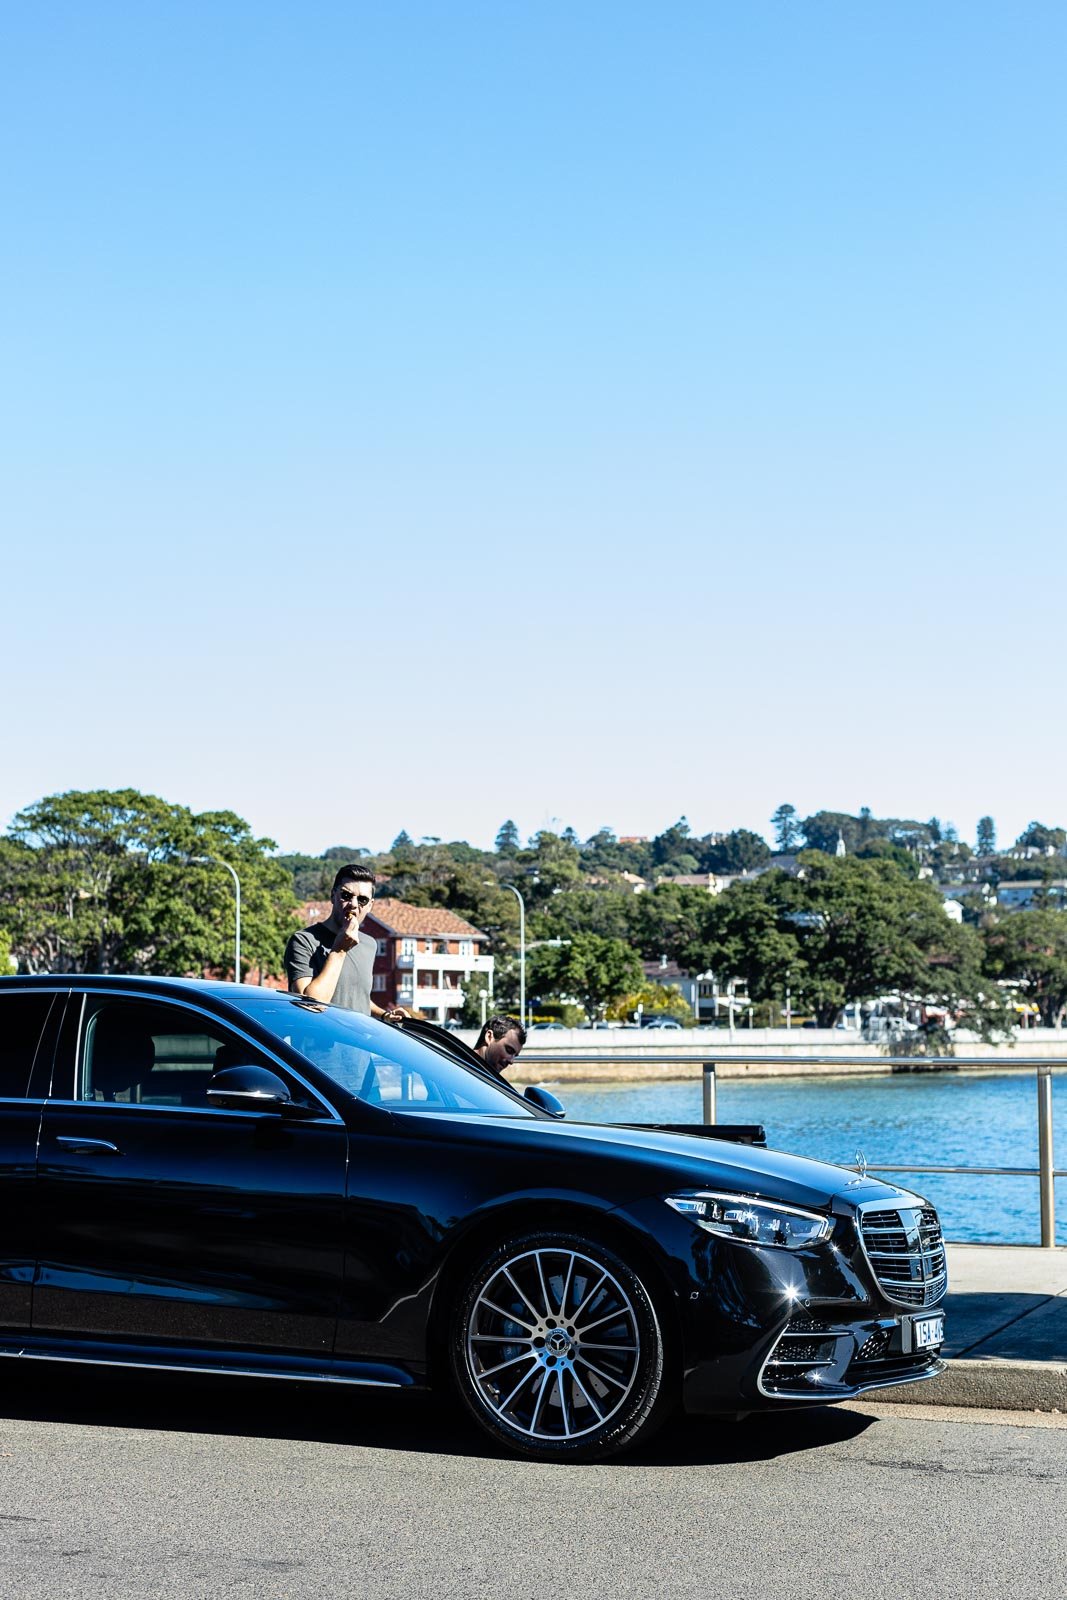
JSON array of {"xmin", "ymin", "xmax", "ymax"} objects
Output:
[
  {"xmin": 615, "ymin": 1195, "xmax": 948, "ymax": 1415},
  {"xmin": 756, "ymin": 1308, "xmax": 946, "ymax": 1401},
  {"xmin": 683, "ymin": 1306, "xmax": 947, "ymax": 1413}
]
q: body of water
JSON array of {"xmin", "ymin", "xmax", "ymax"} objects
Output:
[{"xmin": 556, "ymin": 1071, "xmax": 1067, "ymax": 1245}]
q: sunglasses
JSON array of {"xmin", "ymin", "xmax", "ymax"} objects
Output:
[{"xmin": 338, "ymin": 890, "xmax": 372, "ymax": 910}]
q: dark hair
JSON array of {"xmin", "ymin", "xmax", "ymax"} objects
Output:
[
  {"xmin": 475, "ymin": 1014, "xmax": 527, "ymax": 1050},
  {"xmin": 331, "ymin": 863, "xmax": 377, "ymax": 894}
]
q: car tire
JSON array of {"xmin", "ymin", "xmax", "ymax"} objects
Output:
[{"xmin": 449, "ymin": 1229, "xmax": 673, "ymax": 1462}]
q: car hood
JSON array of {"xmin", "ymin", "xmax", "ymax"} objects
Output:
[{"xmin": 407, "ymin": 1113, "xmax": 913, "ymax": 1214}]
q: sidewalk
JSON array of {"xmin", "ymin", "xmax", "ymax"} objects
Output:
[{"xmin": 879, "ymin": 1243, "xmax": 1067, "ymax": 1411}]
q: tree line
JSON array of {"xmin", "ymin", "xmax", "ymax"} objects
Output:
[{"xmin": 5, "ymin": 791, "xmax": 1067, "ymax": 1030}]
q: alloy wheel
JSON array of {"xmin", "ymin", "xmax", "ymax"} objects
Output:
[{"xmin": 464, "ymin": 1245, "xmax": 641, "ymax": 1442}]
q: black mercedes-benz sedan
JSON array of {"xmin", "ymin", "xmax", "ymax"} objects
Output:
[{"xmin": 0, "ymin": 976, "xmax": 947, "ymax": 1461}]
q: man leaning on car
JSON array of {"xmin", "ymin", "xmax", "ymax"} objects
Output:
[{"xmin": 284, "ymin": 863, "xmax": 404, "ymax": 1020}]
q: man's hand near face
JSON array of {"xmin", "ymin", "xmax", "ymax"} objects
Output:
[{"xmin": 334, "ymin": 910, "xmax": 363, "ymax": 952}]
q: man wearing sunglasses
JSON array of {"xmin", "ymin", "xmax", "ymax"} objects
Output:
[{"xmin": 285, "ymin": 863, "xmax": 404, "ymax": 1019}]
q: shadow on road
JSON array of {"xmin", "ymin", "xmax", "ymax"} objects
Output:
[
  {"xmin": 0, "ymin": 1362, "xmax": 875, "ymax": 1466},
  {"xmin": 0, "ymin": 1356, "xmax": 876, "ymax": 1465}
]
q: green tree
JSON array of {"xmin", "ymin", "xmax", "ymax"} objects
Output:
[
  {"xmin": 927, "ymin": 838, "xmax": 973, "ymax": 878},
  {"xmin": 984, "ymin": 911, "xmax": 1067, "ymax": 1027},
  {"xmin": 626, "ymin": 883, "xmax": 710, "ymax": 964},
  {"xmin": 674, "ymin": 855, "xmax": 1003, "ymax": 1031},
  {"xmin": 515, "ymin": 831, "xmax": 582, "ymax": 906},
  {"xmin": 854, "ymin": 838, "xmax": 920, "ymax": 877},
  {"xmin": 274, "ymin": 852, "xmax": 333, "ymax": 900},
  {"xmin": 658, "ymin": 853, "xmax": 701, "ymax": 877},
  {"xmin": 779, "ymin": 855, "xmax": 970, "ymax": 1026},
  {"xmin": 771, "ymin": 804, "xmax": 801, "ymax": 852},
  {"xmin": 1, "ymin": 789, "xmax": 295, "ymax": 980},
  {"xmin": 701, "ymin": 829, "xmax": 771, "ymax": 875},
  {"xmin": 534, "ymin": 888, "xmax": 633, "ymax": 944},
  {"xmin": 583, "ymin": 828, "xmax": 651, "ymax": 876},
  {"xmin": 1015, "ymin": 821, "xmax": 1067, "ymax": 854},
  {"xmin": 494, "ymin": 819, "xmax": 520, "ymax": 855},
  {"xmin": 674, "ymin": 876, "xmax": 799, "ymax": 1011},
  {"xmin": 976, "ymin": 816, "xmax": 996, "ymax": 856},
  {"xmin": 527, "ymin": 933, "xmax": 643, "ymax": 1022},
  {"xmin": 401, "ymin": 863, "xmax": 519, "ymax": 949},
  {"xmin": 798, "ymin": 810, "xmax": 863, "ymax": 854},
  {"xmin": 799, "ymin": 811, "xmax": 938, "ymax": 860},
  {"xmin": 606, "ymin": 981, "xmax": 693, "ymax": 1024},
  {"xmin": 650, "ymin": 818, "xmax": 693, "ymax": 868}
]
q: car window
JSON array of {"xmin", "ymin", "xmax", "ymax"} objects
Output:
[
  {"xmin": 0, "ymin": 991, "xmax": 59, "ymax": 1098},
  {"xmin": 81, "ymin": 999, "xmax": 279, "ymax": 1108},
  {"xmin": 221, "ymin": 990, "xmax": 537, "ymax": 1117}
]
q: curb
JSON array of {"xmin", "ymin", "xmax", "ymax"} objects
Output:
[{"xmin": 874, "ymin": 1358, "xmax": 1067, "ymax": 1412}]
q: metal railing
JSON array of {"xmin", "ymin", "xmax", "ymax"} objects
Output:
[{"xmin": 520, "ymin": 1050, "xmax": 1065, "ymax": 1248}]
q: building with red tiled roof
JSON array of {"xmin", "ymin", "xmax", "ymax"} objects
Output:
[{"xmin": 363, "ymin": 899, "xmax": 493, "ymax": 1023}]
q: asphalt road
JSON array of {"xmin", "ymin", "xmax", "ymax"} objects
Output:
[{"xmin": 2, "ymin": 1368, "xmax": 1065, "ymax": 1600}]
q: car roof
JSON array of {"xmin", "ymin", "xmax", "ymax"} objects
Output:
[{"xmin": 0, "ymin": 974, "xmax": 245, "ymax": 996}]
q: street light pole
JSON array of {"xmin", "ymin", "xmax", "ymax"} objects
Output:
[
  {"xmin": 501, "ymin": 881, "xmax": 526, "ymax": 1030},
  {"xmin": 194, "ymin": 857, "xmax": 242, "ymax": 983}
]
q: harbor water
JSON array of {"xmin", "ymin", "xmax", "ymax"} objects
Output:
[{"xmin": 557, "ymin": 1070, "xmax": 1067, "ymax": 1246}]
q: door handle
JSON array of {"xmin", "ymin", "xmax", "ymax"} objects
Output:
[{"xmin": 54, "ymin": 1136, "xmax": 122, "ymax": 1155}]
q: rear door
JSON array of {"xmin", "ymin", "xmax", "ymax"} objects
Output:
[
  {"xmin": 0, "ymin": 988, "xmax": 64, "ymax": 1334},
  {"xmin": 34, "ymin": 992, "xmax": 349, "ymax": 1355}
]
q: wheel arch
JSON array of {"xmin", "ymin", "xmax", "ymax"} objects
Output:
[{"xmin": 426, "ymin": 1199, "xmax": 683, "ymax": 1387}]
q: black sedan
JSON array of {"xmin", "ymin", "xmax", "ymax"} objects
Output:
[{"xmin": 0, "ymin": 976, "xmax": 947, "ymax": 1461}]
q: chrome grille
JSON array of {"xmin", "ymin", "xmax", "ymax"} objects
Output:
[{"xmin": 859, "ymin": 1204, "xmax": 947, "ymax": 1309}]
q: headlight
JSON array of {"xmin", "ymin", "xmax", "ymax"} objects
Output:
[{"xmin": 666, "ymin": 1192, "xmax": 833, "ymax": 1250}]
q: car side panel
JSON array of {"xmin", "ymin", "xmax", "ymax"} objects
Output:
[{"xmin": 34, "ymin": 1103, "xmax": 349, "ymax": 1352}]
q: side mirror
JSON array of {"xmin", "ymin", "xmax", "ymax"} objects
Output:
[
  {"xmin": 207, "ymin": 1064, "xmax": 293, "ymax": 1113},
  {"xmin": 524, "ymin": 1084, "xmax": 566, "ymax": 1119}
]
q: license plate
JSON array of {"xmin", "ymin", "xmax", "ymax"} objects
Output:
[{"xmin": 911, "ymin": 1313, "xmax": 945, "ymax": 1350}]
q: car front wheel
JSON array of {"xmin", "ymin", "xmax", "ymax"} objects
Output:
[{"xmin": 450, "ymin": 1229, "xmax": 672, "ymax": 1462}]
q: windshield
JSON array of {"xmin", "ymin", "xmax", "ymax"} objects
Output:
[{"xmin": 220, "ymin": 990, "xmax": 537, "ymax": 1117}]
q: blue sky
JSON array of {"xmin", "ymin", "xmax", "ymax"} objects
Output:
[{"xmin": 3, "ymin": 3, "xmax": 1064, "ymax": 855}]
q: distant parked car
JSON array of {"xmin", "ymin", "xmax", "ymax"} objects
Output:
[
  {"xmin": 641, "ymin": 1017, "xmax": 683, "ymax": 1029},
  {"xmin": 529, "ymin": 1021, "xmax": 565, "ymax": 1032}
]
